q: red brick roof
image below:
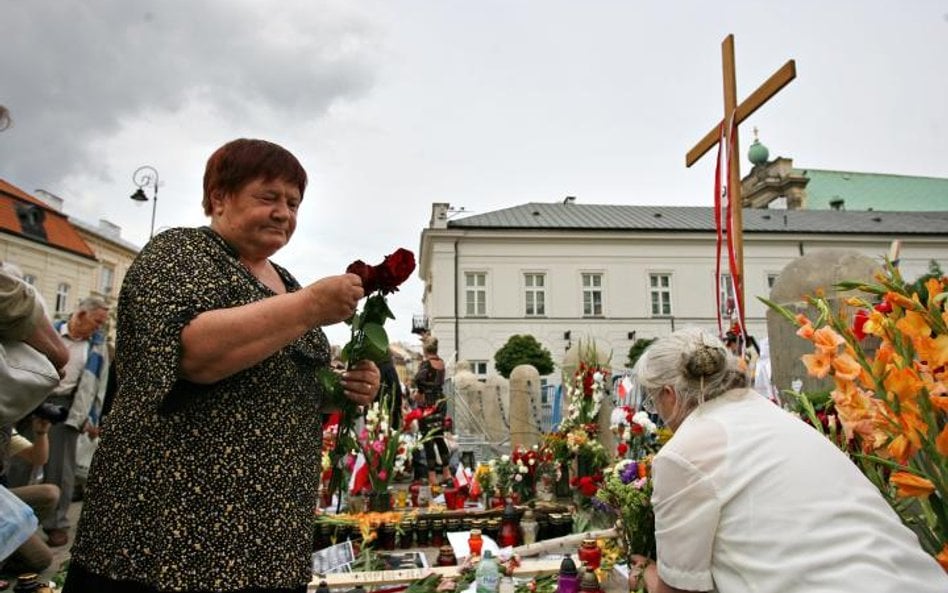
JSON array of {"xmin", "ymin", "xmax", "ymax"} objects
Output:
[{"xmin": 0, "ymin": 178, "xmax": 97, "ymax": 259}]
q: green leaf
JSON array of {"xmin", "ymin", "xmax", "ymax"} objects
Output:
[
  {"xmin": 363, "ymin": 294, "xmax": 395, "ymax": 324},
  {"xmin": 757, "ymin": 296, "xmax": 798, "ymax": 325},
  {"xmin": 360, "ymin": 322, "xmax": 390, "ymax": 362}
]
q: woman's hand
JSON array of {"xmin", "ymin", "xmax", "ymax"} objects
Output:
[
  {"xmin": 630, "ymin": 555, "xmax": 658, "ymax": 593},
  {"xmin": 307, "ymin": 273, "xmax": 364, "ymax": 326},
  {"xmin": 341, "ymin": 360, "xmax": 380, "ymax": 406}
]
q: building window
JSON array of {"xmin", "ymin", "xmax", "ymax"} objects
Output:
[
  {"xmin": 465, "ymin": 272, "xmax": 487, "ymax": 317},
  {"xmin": 524, "ymin": 273, "xmax": 546, "ymax": 316},
  {"xmin": 471, "ymin": 360, "xmax": 489, "ymax": 380},
  {"xmin": 767, "ymin": 273, "xmax": 779, "ymax": 290},
  {"xmin": 100, "ymin": 265, "xmax": 115, "ymax": 295},
  {"xmin": 582, "ymin": 273, "xmax": 603, "ymax": 316},
  {"xmin": 649, "ymin": 273, "xmax": 672, "ymax": 316},
  {"xmin": 719, "ymin": 273, "xmax": 735, "ymax": 317},
  {"xmin": 55, "ymin": 282, "xmax": 70, "ymax": 316}
]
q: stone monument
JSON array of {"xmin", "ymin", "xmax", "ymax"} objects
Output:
[
  {"xmin": 509, "ymin": 364, "xmax": 541, "ymax": 450},
  {"xmin": 767, "ymin": 249, "xmax": 881, "ymax": 396}
]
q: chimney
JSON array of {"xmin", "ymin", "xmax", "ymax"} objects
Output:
[
  {"xmin": 563, "ymin": 196, "xmax": 576, "ymax": 204},
  {"xmin": 98, "ymin": 219, "xmax": 122, "ymax": 239},
  {"xmin": 429, "ymin": 203, "xmax": 450, "ymax": 229},
  {"xmin": 33, "ymin": 189, "xmax": 64, "ymax": 212}
]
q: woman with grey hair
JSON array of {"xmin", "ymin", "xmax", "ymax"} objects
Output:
[{"xmin": 631, "ymin": 327, "xmax": 946, "ymax": 593}]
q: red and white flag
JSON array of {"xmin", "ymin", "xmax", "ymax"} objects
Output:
[
  {"xmin": 348, "ymin": 452, "xmax": 370, "ymax": 495},
  {"xmin": 454, "ymin": 462, "xmax": 472, "ymax": 489}
]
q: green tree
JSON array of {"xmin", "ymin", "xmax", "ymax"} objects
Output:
[
  {"xmin": 493, "ymin": 334, "xmax": 555, "ymax": 378},
  {"xmin": 626, "ymin": 337, "xmax": 656, "ymax": 369}
]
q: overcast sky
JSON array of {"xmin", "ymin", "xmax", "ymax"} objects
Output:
[{"xmin": 2, "ymin": 1, "xmax": 946, "ymax": 347}]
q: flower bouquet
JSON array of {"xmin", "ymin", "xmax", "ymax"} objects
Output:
[
  {"xmin": 564, "ymin": 343, "xmax": 611, "ymax": 427},
  {"xmin": 317, "ymin": 248, "xmax": 416, "ymax": 504},
  {"xmin": 763, "ymin": 259, "xmax": 947, "ymax": 569},
  {"xmin": 346, "ymin": 385, "xmax": 420, "ymax": 511},
  {"xmin": 593, "ymin": 459, "xmax": 656, "ymax": 592}
]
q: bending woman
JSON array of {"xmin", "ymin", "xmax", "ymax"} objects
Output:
[{"xmin": 631, "ymin": 327, "xmax": 946, "ymax": 593}]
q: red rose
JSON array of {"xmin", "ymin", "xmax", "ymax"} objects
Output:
[
  {"xmin": 347, "ymin": 248, "xmax": 416, "ymax": 296},
  {"xmin": 376, "ymin": 248, "xmax": 416, "ymax": 294},
  {"xmin": 631, "ymin": 423, "xmax": 644, "ymax": 435},
  {"xmin": 346, "ymin": 260, "xmax": 378, "ymax": 294},
  {"xmin": 616, "ymin": 442, "xmax": 629, "ymax": 456}
]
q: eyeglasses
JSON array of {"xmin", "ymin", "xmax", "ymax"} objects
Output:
[{"xmin": 641, "ymin": 391, "xmax": 657, "ymax": 415}]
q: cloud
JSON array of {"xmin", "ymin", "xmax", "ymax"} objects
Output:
[{"xmin": 0, "ymin": 0, "xmax": 378, "ymax": 189}]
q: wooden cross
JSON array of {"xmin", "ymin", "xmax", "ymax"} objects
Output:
[{"xmin": 686, "ymin": 34, "xmax": 796, "ymax": 325}]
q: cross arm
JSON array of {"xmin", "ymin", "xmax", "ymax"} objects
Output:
[{"xmin": 685, "ymin": 60, "xmax": 797, "ymax": 167}]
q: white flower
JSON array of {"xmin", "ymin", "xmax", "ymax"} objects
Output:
[
  {"xmin": 593, "ymin": 371, "xmax": 603, "ymax": 382},
  {"xmin": 501, "ymin": 454, "xmax": 510, "ymax": 463}
]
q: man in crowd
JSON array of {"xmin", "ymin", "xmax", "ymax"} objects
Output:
[{"xmin": 8, "ymin": 296, "xmax": 110, "ymax": 547}]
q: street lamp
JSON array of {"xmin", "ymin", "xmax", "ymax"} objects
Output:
[{"xmin": 130, "ymin": 165, "xmax": 160, "ymax": 239}]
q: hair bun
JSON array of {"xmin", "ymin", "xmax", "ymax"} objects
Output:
[{"xmin": 683, "ymin": 343, "xmax": 726, "ymax": 380}]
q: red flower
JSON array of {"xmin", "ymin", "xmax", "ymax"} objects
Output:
[
  {"xmin": 631, "ymin": 423, "xmax": 644, "ymax": 435},
  {"xmin": 852, "ymin": 309, "xmax": 869, "ymax": 341},
  {"xmin": 616, "ymin": 442, "xmax": 629, "ymax": 456},
  {"xmin": 346, "ymin": 260, "xmax": 378, "ymax": 293},
  {"xmin": 875, "ymin": 300, "xmax": 893, "ymax": 314},
  {"xmin": 346, "ymin": 248, "xmax": 416, "ymax": 295},
  {"xmin": 578, "ymin": 476, "xmax": 599, "ymax": 497},
  {"xmin": 582, "ymin": 371, "xmax": 594, "ymax": 397},
  {"xmin": 376, "ymin": 248, "xmax": 416, "ymax": 294}
]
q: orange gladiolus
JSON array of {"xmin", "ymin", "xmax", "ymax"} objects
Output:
[
  {"xmin": 803, "ymin": 351, "xmax": 832, "ymax": 378},
  {"xmin": 832, "ymin": 353, "xmax": 862, "ymax": 382},
  {"xmin": 796, "ymin": 321, "xmax": 815, "ymax": 340},
  {"xmin": 812, "ymin": 326, "xmax": 845, "ymax": 354},
  {"xmin": 924, "ymin": 277, "xmax": 945, "ymax": 307},
  {"xmin": 890, "ymin": 471, "xmax": 936, "ymax": 499},
  {"xmin": 861, "ymin": 310, "xmax": 888, "ymax": 338},
  {"xmin": 937, "ymin": 425, "xmax": 948, "ymax": 457},
  {"xmin": 831, "ymin": 379, "xmax": 880, "ymax": 443},
  {"xmin": 885, "ymin": 291, "xmax": 918, "ymax": 311},
  {"xmin": 896, "ymin": 310, "xmax": 932, "ymax": 340},
  {"xmin": 915, "ymin": 334, "xmax": 948, "ymax": 369},
  {"xmin": 883, "ymin": 366, "xmax": 924, "ymax": 404},
  {"xmin": 887, "ymin": 434, "xmax": 912, "ymax": 464}
]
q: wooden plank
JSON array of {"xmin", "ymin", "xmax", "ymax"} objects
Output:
[
  {"xmin": 685, "ymin": 60, "xmax": 796, "ymax": 167},
  {"xmin": 310, "ymin": 559, "xmax": 563, "ymax": 590}
]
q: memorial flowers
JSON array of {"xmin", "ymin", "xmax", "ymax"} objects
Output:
[
  {"xmin": 611, "ymin": 406, "xmax": 659, "ymax": 459},
  {"xmin": 764, "ymin": 260, "xmax": 948, "ymax": 569},
  {"xmin": 564, "ymin": 347, "xmax": 611, "ymax": 426},
  {"xmin": 593, "ymin": 458, "xmax": 656, "ymax": 591},
  {"xmin": 318, "ymin": 248, "xmax": 416, "ymax": 502}
]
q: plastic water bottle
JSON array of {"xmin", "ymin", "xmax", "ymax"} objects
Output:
[{"xmin": 476, "ymin": 549, "xmax": 501, "ymax": 593}]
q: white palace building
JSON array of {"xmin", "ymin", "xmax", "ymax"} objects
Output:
[{"xmin": 416, "ymin": 197, "xmax": 948, "ymax": 385}]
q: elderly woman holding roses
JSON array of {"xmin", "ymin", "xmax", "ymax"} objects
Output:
[{"xmin": 65, "ymin": 139, "xmax": 380, "ymax": 593}]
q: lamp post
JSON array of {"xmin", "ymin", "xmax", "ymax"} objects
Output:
[{"xmin": 130, "ymin": 165, "xmax": 160, "ymax": 239}]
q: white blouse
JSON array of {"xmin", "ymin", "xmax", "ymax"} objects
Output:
[{"xmin": 652, "ymin": 388, "xmax": 947, "ymax": 593}]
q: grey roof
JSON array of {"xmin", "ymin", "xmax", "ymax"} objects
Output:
[{"xmin": 447, "ymin": 203, "xmax": 948, "ymax": 235}]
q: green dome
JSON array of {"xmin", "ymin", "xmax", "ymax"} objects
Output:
[{"xmin": 748, "ymin": 138, "xmax": 769, "ymax": 166}]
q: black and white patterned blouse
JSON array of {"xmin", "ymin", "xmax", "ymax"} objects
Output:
[{"xmin": 70, "ymin": 227, "xmax": 330, "ymax": 591}]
